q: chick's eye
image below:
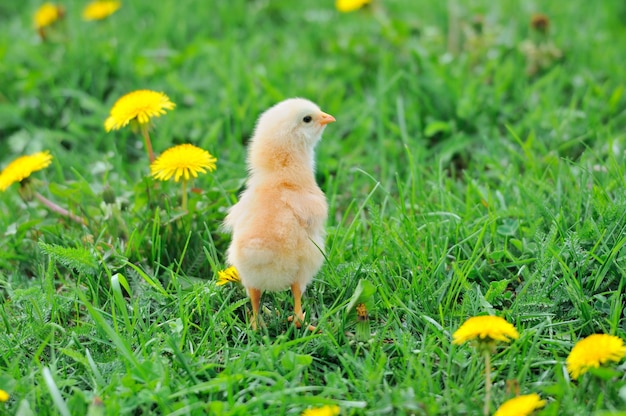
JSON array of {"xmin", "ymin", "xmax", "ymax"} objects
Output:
[{"xmin": 302, "ymin": 115, "xmax": 312, "ymax": 123}]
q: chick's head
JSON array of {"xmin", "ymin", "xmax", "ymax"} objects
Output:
[{"xmin": 253, "ymin": 98, "xmax": 335, "ymax": 148}]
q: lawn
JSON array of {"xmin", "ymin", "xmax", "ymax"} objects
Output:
[{"xmin": 1, "ymin": 0, "xmax": 625, "ymax": 415}]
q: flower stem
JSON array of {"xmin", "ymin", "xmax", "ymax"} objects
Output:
[
  {"xmin": 34, "ymin": 192, "xmax": 87, "ymax": 226},
  {"xmin": 181, "ymin": 179, "xmax": 188, "ymax": 211},
  {"xmin": 139, "ymin": 124, "xmax": 155, "ymax": 163},
  {"xmin": 484, "ymin": 351, "xmax": 492, "ymax": 416}
]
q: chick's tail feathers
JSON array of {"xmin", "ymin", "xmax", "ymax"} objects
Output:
[
  {"xmin": 228, "ymin": 238, "xmax": 275, "ymax": 268},
  {"xmin": 227, "ymin": 236, "xmax": 309, "ymax": 292}
]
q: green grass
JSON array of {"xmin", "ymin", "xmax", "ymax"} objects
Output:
[{"xmin": 1, "ymin": 0, "xmax": 626, "ymax": 414}]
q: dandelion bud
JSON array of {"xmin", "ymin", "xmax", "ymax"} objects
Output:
[
  {"xmin": 102, "ymin": 186, "xmax": 116, "ymax": 204},
  {"xmin": 530, "ymin": 13, "xmax": 550, "ymax": 34}
]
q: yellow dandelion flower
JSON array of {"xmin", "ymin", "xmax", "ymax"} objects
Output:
[
  {"xmin": 452, "ymin": 315, "xmax": 519, "ymax": 345},
  {"xmin": 494, "ymin": 394, "xmax": 546, "ymax": 416},
  {"xmin": 150, "ymin": 144, "xmax": 217, "ymax": 182},
  {"xmin": 0, "ymin": 152, "xmax": 86, "ymax": 224},
  {"xmin": 150, "ymin": 144, "xmax": 216, "ymax": 210},
  {"xmin": 301, "ymin": 405, "xmax": 340, "ymax": 416},
  {"xmin": 566, "ymin": 333, "xmax": 626, "ymax": 380},
  {"xmin": 0, "ymin": 389, "xmax": 9, "ymax": 402},
  {"xmin": 83, "ymin": 0, "xmax": 121, "ymax": 21},
  {"xmin": 217, "ymin": 266, "xmax": 241, "ymax": 286},
  {"xmin": 336, "ymin": 0, "xmax": 370, "ymax": 13},
  {"xmin": 34, "ymin": 3, "xmax": 64, "ymax": 30},
  {"xmin": 0, "ymin": 151, "xmax": 53, "ymax": 191},
  {"xmin": 104, "ymin": 90, "xmax": 175, "ymax": 132},
  {"xmin": 453, "ymin": 316, "xmax": 520, "ymax": 415}
]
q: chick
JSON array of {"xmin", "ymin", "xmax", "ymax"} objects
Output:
[{"xmin": 224, "ymin": 98, "xmax": 335, "ymax": 329}]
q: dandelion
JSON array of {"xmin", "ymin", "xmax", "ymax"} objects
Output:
[
  {"xmin": 104, "ymin": 90, "xmax": 175, "ymax": 131},
  {"xmin": 34, "ymin": 3, "xmax": 63, "ymax": 29},
  {"xmin": 150, "ymin": 144, "xmax": 217, "ymax": 210},
  {"xmin": 0, "ymin": 151, "xmax": 52, "ymax": 191},
  {"xmin": 217, "ymin": 266, "xmax": 241, "ymax": 286},
  {"xmin": 150, "ymin": 144, "xmax": 216, "ymax": 182},
  {"xmin": 301, "ymin": 405, "xmax": 340, "ymax": 416},
  {"xmin": 82, "ymin": 0, "xmax": 121, "ymax": 21},
  {"xmin": 34, "ymin": 3, "xmax": 64, "ymax": 40},
  {"xmin": 566, "ymin": 333, "xmax": 626, "ymax": 380},
  {"xmin": 356, "ymin": 303, "xmax": 368, "ymax": 320},
  {"xmin": 355, "ymin": 302, "xmax": 370, "ymax": 342},
  {"xmin": 494, "ymin": 394, "xmax": 546, "ymax": 416},
  {"xmin": 0, "ymin": 152, "xmax": 86, "ymax": 225},
  {"xmin": 104, "ymin": 90, "xmax": 176, "ymax": 162},
  {"xmin": 345, "ymin": 279, "xmax": 376, "ymax": 342},
  {"xmin": 520, "ymin": 13, "xmax": 562, "ymax": 76},
  {"xmin": 0, "ymin": 389, "xmax": 8, "ymax": 402},
  {"xmin": 530, "ymin": 13, "xmax": 550, "ymax": 34},
  {"xmin": 452, "ymin": 315, "xmax": 519, "ymax": 346},
  {"xmin": 336, "ymin": 0, "xmax": 370, "ymax": 12},
  {"xmin": 453, "ymin": 315, "xmax": 519, "ymax": 415}
]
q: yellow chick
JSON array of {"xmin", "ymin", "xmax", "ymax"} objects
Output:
[{"xmin": 224, "ymin": 98, "xmax": 336, "ymax": 329}]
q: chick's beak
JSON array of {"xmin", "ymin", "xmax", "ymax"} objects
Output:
[{"xmin": 319, "ymin": 112, "xmax": 336, "ymax": 126}]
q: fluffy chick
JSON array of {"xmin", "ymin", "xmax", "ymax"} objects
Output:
[{"xmin": 224, "ymin": 98, "xmax": 335, "ymax": 329}]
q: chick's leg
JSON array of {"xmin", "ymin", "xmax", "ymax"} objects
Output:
[
  {"xmin": 248, "ymin": 287, "xmax": 262, "ymax": 330},
  {"xmin": 290, "ymin": 283, "xmax": 305, "ymax": 327},
  {"xmin": 289, "ymin": 283, "xmax": 317, "ymax": 331}
]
